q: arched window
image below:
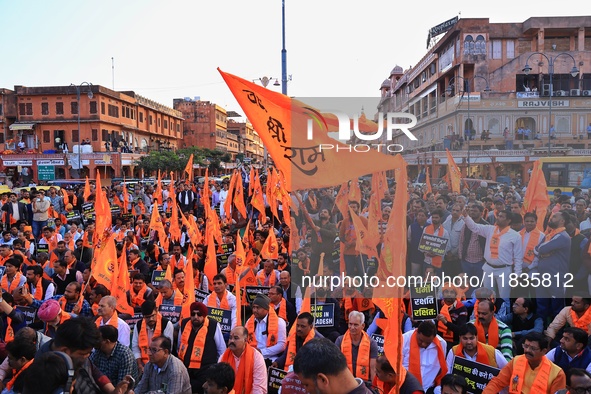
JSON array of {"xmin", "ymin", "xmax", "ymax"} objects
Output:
[
  {"xmin": 475, "ymin": 35, "xmax": 486, "ymax": 55},
  {"xmin": 464, "ymin": 35, "xmax": 474, "ymax": 55}
]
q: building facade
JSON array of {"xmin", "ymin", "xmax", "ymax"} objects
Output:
[
  {"xmin": 0, "ymin": 84, "xmax": 182, "ymax": 181},
  {"xmin": 377, "ymin": 16, "xmax": 591, "ymax": 182},
  {"xmin": 227, "ymin": 120, "xmax": 264, "ymax": 164},
  {"xmin": 173, "ymin": 98, "xmax": 229, "ymax": 152}
]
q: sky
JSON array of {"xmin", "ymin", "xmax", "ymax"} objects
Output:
[{"xmin": 1, "ymin": 0, "xmax": 590, "ymax": 117}]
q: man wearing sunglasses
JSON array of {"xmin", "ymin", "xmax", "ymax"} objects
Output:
[{"xmin": 178, "ymin": 301, "xmax": 226, "ymax": 393}]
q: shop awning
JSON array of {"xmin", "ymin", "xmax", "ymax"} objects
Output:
[{"xmin": 9, "ymin": 123, "xmax": 35, "ymax": 131}]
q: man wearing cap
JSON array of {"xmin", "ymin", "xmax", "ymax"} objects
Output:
[
  {"xmin": 178, "ymin": 302, "xmax": 227, "ymax": 392},
  {"xmin": 132, "ymin": 300, "xmax": 175, "ymax": 375},
  {"xmin": 245, "ymin": 293, "xmax": 287, "ymax": 366},
  {"xmin": 96, "ymin": 295, "xmax": 131, "ymax": 347},
  {"xmin": 219, "ymin": 326, "xmax": 268, "ymax": 394},
  {"xmin": 37, "ymin": 298, "xmax": 71, "ymax": 338},
  {"xmin": 23, "ymin": 281, "xmax": 92, "ymax": 317}
]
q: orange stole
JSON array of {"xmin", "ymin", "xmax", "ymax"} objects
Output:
[
  {"xmin": 95, "ymin": 311, "xmax": 119, "ymax": 329},
  {"xmin": 272, "ymin": 299, "xmax": 287, "ymax": 321},
  {"xmin": 220, "ymin": 345, "xmax": 255, "ymax": 394},
  {"xmin": 490, "ymin": 226, "xmax": 510, "ymax": 259},
  {"xmin": 257, "ymin": 270, "xmax": 277, "ymax": 286},
  {"xmin": 408, "ymin": 330, "xmax": 447, "ymax": 387},
  {"xmin": 474, "ymin": 318, "xmax": 500, "ymax": 348},
  {"xmin": 138, "ymin": 313, "xmax": 162, "ymax": 363},
  {"xmin": 178, "ymin": 317, "xmax": 210, "ymax": 368},
  {"xmin": 340, "ymin": 330, "xmax": 371, "ymax": 381},
  {"xmin": 453, "ymin": 342, "xmax": 496, "ymax": 366},
  {"xmin": 423, "ymin": 225, "xmax": 444, "ymax": 267},
  {"xmin": 509, "ymin": 355, "xmax": 552, "ymax": 394},
  {"xmin": 570, "ymin": 307, "xmax": 591, "ymax": 331},
  {"xmin": 245, "ymin": 308, "xmax": 279, "ymax": 347},
  {"xmin": 520, "ymin": 228, "xmax": 541, "ymax": 264},
  {"xmin": 208, "ymin": 291, "xmax": 230, "ymax": 310},
  {"xmin": 285, "ymin": 328, "xmax": 315, "ymax": 370}
]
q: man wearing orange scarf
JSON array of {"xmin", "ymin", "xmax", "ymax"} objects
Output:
[
  {"xmin": 127, "ymin": 273, "xmax": 155, "ymax": 312},
  {"xmin": 470, "ymin": 299, "xmax": 513, "ymax": 361},
  {"xmin": 483, "ymin": 332, "xmax": 565, "ymax": 394},
  {"xmin": 372, "ymin": 356, "xmax": 424, "ymax": 394},
  {"xmin": 219, "ymin": 326, "xmax": 268, "ymax": 394},
  {"xmin": 446, "ymin": 323, "xmax": 508, "ymax": 372},
  {"xmin": 256, "ymin": 259, "xmax": 280, "ymax": 287},
  {"xmin": 244, "ymin": 293, "xmax": 286, "ymax": 364},
  {"xmin": 462, "ymin": 208, "xmax": 522, "ymax": 310},
  {"xmin": 335, "ymin": 311, "xmax": 379, "ymax": 383},
  {"xmin": 203, "ymin": 274, "xmax": 237, "ymax": 331},
  {"xmin": 402, "ymin": 321, "xmax": 448, "ymax": 392},
  {"xmin": 535, "ymin": 211, "xmax": 571, "ymax": 320},
  {"xmin": 273, "ymin": 312, "xmax": 322, "ymax": 371},
  {"xmin": 96, "ymin": 296, "xmax": 131, "ymax": 347},
  {"xmin": 178, "ymin": 302, "xmax": 227, "ymax": 392},
  {"xmin": 436, "ymin": 284, "xmax": 468, "ymax": 348},
  {"xmin": 421, "ymin": 210, "xmax": 450, "ymax": 272},
  {"xmin": 268, "ymin": 285, "xmax": 296, "ymax": 328},
  {"xmin": 546, "ymin": 296, "xmax": 591, "ymax": 341}
]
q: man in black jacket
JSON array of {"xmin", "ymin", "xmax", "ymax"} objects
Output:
[{"xmin": 1, "ymin": 193, "xmax": 29, "ymax": 230}]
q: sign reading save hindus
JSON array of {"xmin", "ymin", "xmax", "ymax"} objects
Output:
[
  {"xmin": 418, "ymin": 232, "xmax": 448, "ymax": 256},
  {"xmin": 452, "ymin": 356, "xmax": 500, "ymax": 394},
  {"xmin": 207, "ymin": 307, "xmax": 232, "ymax": 334},
  {"xmin": 410, "ymin": 284, "xmax": 439, "ymax": 320},
  {"xmin": 310, "ymin": 304, "xmax": 335, "ymax": 327}
]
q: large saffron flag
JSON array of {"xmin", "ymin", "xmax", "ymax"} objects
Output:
[
  {"xmin": 334, "ymin": 182, "xmax": 350, "ymax": 216},
  {"xmin": 250, "ymin": 169, "xmax": 267, "ymax": 222},
  {"xmin": 92, "ymin": 233, "xmax": 118, "ymax": 290},
  {"xmin": 150, "ymin": 202, "xmax": 169, "ymax": 251},
  {"xmin": 114, "ymin": 247, "xmax": 135, "ymax": 315},
  {"xmin": 232, "ymin": 170, "xmax": 247, "ymax": 219},
  {"xmin": 184, "ymin": 154, "xmax": 194, "ymax": 182},
  {"xmin": 181, "ymin": 246, "xmax": 196, "ymax": 319},
  {"xmin": 224, "ymin": 171, "xmax": 238, "ymax": 221},
  {"xmin": 84, "ymin": 176, "xmax": 92, "ymax": 200},
  {"xmin": 204, "ymin": 230, "xmax": 218, "ymax": 288},
  {"xmin": 522, "ymin": 161, "xmax": 550, "ymax": 231},
  {"xmin": 445, "ymin": 149, "xmax": 462, "ymax": 193},
  {"xmin": 218, "ymin": 69, "xmax": 406, "ymax": 191},
  {"xmin": 348, "ymin": 207, "xmax": 378, "ymax": 259},
  {"xmin": 260, "ymin": 229, "xmax": 279, "ymax": 260}
]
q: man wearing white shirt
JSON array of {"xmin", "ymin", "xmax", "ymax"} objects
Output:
[
  {"xmin": 203, "ymin": 274, "xmax": 237, "ymax": 332},
  {"xmin": 96, "ymin": 295, "xmax": 131, "ymax": 347},
  {"xmin": 245, "ymin": 293, "xmax": 287, "ymax": 365},
  {"xmin": 462, "ymin": 208, "xmax": 523, "ymax": 307},
  {"xmin": 402, "ymin": 321, "xmax": 448, "ymax": 392},
  {"xmin": 445, "ymin": 323, "xmax": 508, "ymax": 373}
]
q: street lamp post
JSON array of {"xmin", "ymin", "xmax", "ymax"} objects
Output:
[
  {"xmin": 70, "ymin": 82, "xmax": 93, "ymax": 178},
  {"xmin": 522, "ymin": 52, "xmax": 579, "ymax": 156},
  {"xmin": 281, "ymin": 0, "xmax": 287, "ymax": 95},
  {"xmin": 446, "ymin": 76, "xmax": 490, "ymax": 177}
]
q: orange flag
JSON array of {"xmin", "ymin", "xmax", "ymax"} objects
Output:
[
  {"xmin": 94, "ymin": 171, "xmax": 112, "ymax": 244},
  {"xmin": 169, "ymin": 200, "xmax": 181, "ymax": 242},
  {"xmin": 239, "ymin": 267, "xmax": 257, "ymax": 287},
  {"xmin": 184, "ymin": 154, "xmax": 194, "ymax": 182},
  {"xmin": 122, "ymin": 180, "xmax": 129, "ymax": 214},
  {"xmin": 218, "ymin": 69, "xmax": 407, "ymax": 191},
  {"xmin": 348, "ymin": 179, "xmax": 361, "ymax": 205},
  {"xmin": 204, "ymin": 230, "xmax": 218, "ymax": 289},
  {"xmin": 445, "ymin": 149, "xmax": 462, "ymax": 194},
  {"xmin": 267, "ymin": 168, "xmax": 279, "ymax": 221},
  {"xmin": 181, "ymin": 246, "xmax": 196, "ymax": 319},
  {"xmin": 372, "ymin": 297, "xmax": 404, "ymax": 393},
  {"xmin": 334, "ymin": 182, "xmax": 350, "ymax": 216},
  {"xmin": 233, "ymin": 170, "xmax": 248, "ymax": 219},
  {"xmin": 425, "ymin": 167, "xmax": 432, "ymax": 198},
  {"xmin": 250, "ymin": 169, "xmax": 267, "ymax": 223},
  {"xmin": 180, "ymin": 211, "xmax": 203, "ymax": 246},
  {"xmin": 83, "ymin": 176, "xmax": 92, "ymax": 201},
  {"xmin": 153, "ymin": 170, "xmax": 163, "ymax": 203},
  {"xmin": 150, "ymin": 202, "xmax": 169, "ymax": 252},
  {"xmin": 235, "ymin": 270, "xmax": 242, "ymax": 325},
  {"xmin": 248, "ymin": 166, "xmax": 255, "ymax": 197},
  {"xmin": 201, "ymin": 169, "xmax": 211, "ymax": 208},
  {"xmin": 61, "ymin": 189, "xmax": 69, "ymax": 207},
  {"xmin": 289, "ymin": 216, "xmax": 301, "ymax": 255},
  {"xmin": 522, "ymin": 161, "xmax": 550, "ymax": 231},
  {"xmin": 224, "ymin": 171, "xmax": 238, "ymax": 221},
  {"xmin": 260, "ymin": 229, "xmax": 279, "ymax": 260},
  {"xmin": 367, "ymin": 172, "xmax": 386, "ymax": 242},
  {"xmin": 114, "ymin": 246, "xmax": 135, "ymax": 315},
  {"xmin": 92, "ymin": 233, "xmax": 118, "ymax": 290},
  {"xmin": 235, "ymin": 232, "xmax": 246, "ymax": 267},
  {"xmin": 348, "ymin": 207, "xmax": 378, "ymax": 259}
]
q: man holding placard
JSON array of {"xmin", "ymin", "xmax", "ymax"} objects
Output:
[
  {"xmin": 204, "ymin": 274, "xmax": 237, "ymax": 331},
  {"xmin": 446, "ymin": 323, "xmax": 507, "ymax": 373},
  {"xmin": 420, "ymin": 210, "xmax": 450, "ymax": 275}
]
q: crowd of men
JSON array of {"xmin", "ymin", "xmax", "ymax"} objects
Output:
[{"xmin": 0, "ymin": 172, "xmax": 591, "ymax": 394}]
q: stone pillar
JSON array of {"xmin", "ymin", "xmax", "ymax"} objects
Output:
[
  {"xmin": 537, "ymin": 29, "xmax": 545, "ymax": 52},
  {"xmin": 579, "ymin": 28, "xmax": 585, "ymax": 51}
]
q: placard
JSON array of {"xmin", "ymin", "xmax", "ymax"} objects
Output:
[
  {"xmin": 311, "ymin": 303, "xmax": 335, "ymax": 327},
  {"xmin": 207, "ymin": 307, "xmax": 232, "ymax": 334},
  {"xmin": 110, "ymin": 205, "xmax": 121, "ymax": 215},
  {"xmin": 268, "ymin": 367, "xmax": 287, "ymax": 394},
  {"xmin": 36, "ymin": 243, "xmax": 49, "ymax": 254},
  {"xmin": 418, "ymin": 232, "xmax": 448, "ymax": 256},
  {"xmin": 245, "ymin": 286, "xmax": 270, "ymax": 304},
  {"xmin": 151, "ymin": 270, "xmax": 166, "ymax": 287},
  {"xmin": 82, "ymin": 202, "xmax": 95, "ymax": 220},
  {"xmin": 17, "ymin": 306, "xmax": 37, "ymax": 326},
  {"xmin": 371, "ymin": 334, "xmax": 384, "ymax": 357},
  {"xmin": 195, "ymin": 289, "xmax": 209, "ymax": 303},
  {"xmin": 452, "ymin": 356, "xmax": 501, "ymax": 394},
  {"xmin": 158, "ymin": 304, "xmax": 182, "ymax": 324},
  {"xmin": 216, "ymin": 243, "xmax": 235, "ymax": 269},
  {"xmin": 66, "ymin": 210, "xmax": 82, "ymax": 222},
  {"xmin": 410, "ymin": 284, "xmax": 438, "ymax": 320},
  {"xmin": 123, "ymin": 312, "xmax": 143, "ymax": 333}
]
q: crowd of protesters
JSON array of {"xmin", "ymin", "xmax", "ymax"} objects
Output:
[{"xmin": 0, "ymin": 166, "xmax": 590, "ymax": 394}]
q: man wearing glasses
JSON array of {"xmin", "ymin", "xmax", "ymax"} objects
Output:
[
  {"xmin": 134, "ymin": 335, "xmax": 192, "ymax": 394},
  {"xmin": 131, "ymin": 300, "xmax": 174, "ymax": 375},
  {"xmin": 557, "ymin": 369, "xmax": 591, "ymax": 394},
  {"xmin": 482, "ymin": 332, "xmax": 565, "ymax": 394},
  {"xmin": 177, "ymin": 302, "xmax": 226, "ymax": 393}
]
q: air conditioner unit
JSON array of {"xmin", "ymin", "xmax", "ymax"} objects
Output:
[
  {"xmin": 571, "ymin": 89, "xmax": 581, "ymax": 96},
  {"xmin": 543, "ymin": 84, "xmax": 553, "ymax": 95},
  {"xmin": 583, "ymin": 90, "xmax": 591, "ymax": 96},
  {"xmin": 542, "ymin": 91, "xmax": 550, "ymax": 97},
  {"xmin": 555, "ymin": 90, "xmax": 568, "ymax": 97}
]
